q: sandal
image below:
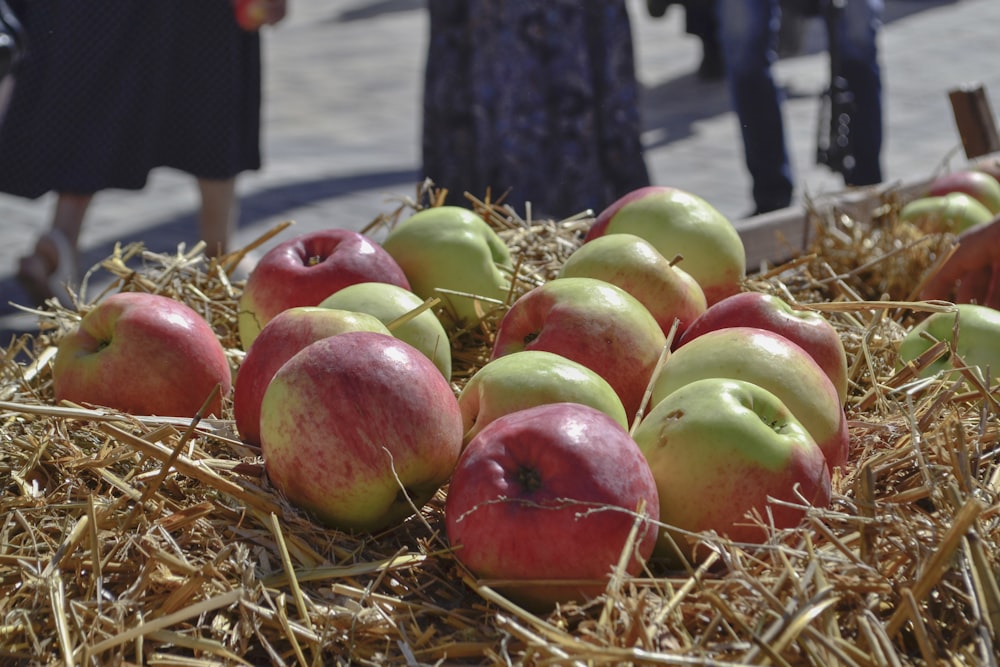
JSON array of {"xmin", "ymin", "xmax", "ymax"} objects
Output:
[{"xmin": 16, "ymin": 230, "xmax": 78, "ymax": 307}]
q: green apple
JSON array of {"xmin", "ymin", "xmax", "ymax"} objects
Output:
[
  {"xmin": 318, "ymin": 281, "xmax": 452, "ymax": 380},
  {"xmin": 380, "ymin": 206, "xmax": 514, "ymax": 328},
  {"xmin": 457, "ymin": 350, "xmax": 629, "ymax": 445},
  {"xmin": 491, "ymin": 277, "xmax": 668, "ymax": 421},
  {"xmin": 650, "ymin": 326, "xmax": 849, "ymax": 471},
  {"xmin": 633, "ymin": 378, "xmax": 831, "ymax": 563},
  {"xmin": 899, "ymin": 192, "xmax": 993, "ymax": 234},
  {"xmin": 583, "ymin": 186, "xmax": 746, "ymax": 305},
  {"xmin": 556, "ymin": 232, "xmax": 707, "ymax": 343},
  {"xmin": 898, "ymin": 303, "xmax": 1000, "ymax": 385}
]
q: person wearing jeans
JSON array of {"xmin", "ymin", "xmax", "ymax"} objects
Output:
[{"xmin": 716, "ymin": 0, "xmax": 884, "ymax": 215}]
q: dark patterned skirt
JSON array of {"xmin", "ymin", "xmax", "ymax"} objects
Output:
[
  {"xmin": 0, "ymin": 0, "xmax": 261, "ymax": 199},
  {"xmin": 422, "ymin": 0, "xmax": 650, "ymax": 220}
]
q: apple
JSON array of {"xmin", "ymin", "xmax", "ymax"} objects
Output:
[
  {"xmin": 318, "ymin": 281, "xmax": 452, "ymax": 381},
  {"xmin": 233, "ymin": 0, "xmax": 267, "ymax": 30},
  {"xmin": 583, "ymin": 186, "xmax": 746, "ymax": 305},
  {"xmin": 926, "ymin": 170, "xmax": 1000, "ymax": 215},
  {"xmin": 445, "ymin": 402, "xmax": 660, "ymax": 610},
  {"xmin": 556, "ymin": 232, "xmax": 707, "ymax": 343},
  {"xmin": 633, "ymin": 378, "xmax": 831, "ymax": 563},
  {"xmin": 457, "ymin": 350, "xmax": 629, "ymax": 446},
  {"xmin": 898, "ymin": 303, "xmax": 1000, "ymax": 385},
  {"xmin": 237, "ymin": 228, "xmax": 410, "ymax": 350},
  {"xmin": 898, "ymin": 192, "xmax": 993, "ymax": 235},
  {"xmin": 259, "ymin": 331, "xmax": 463, "ymax": 532},
  {"xmin": 650, "ymin": 326, "xmax": 849, "ymax": 471},
  {"xmin": 52, "ymin": 292, "xmax": 231, "ymax": 417},
  {"xmin": 677, "ymin": 292, "xmax": 850, "ymax": 404},
  {"xmin": 490, "ymin": 277, "xmax": 668, "ymax": 421},
  {"xmin": 381, "ymin": 206, "xmax": 514, "ymax": 328},
  {"xmin": 232, "ymin": 306, "xmax": 391, "ymax": 446}
]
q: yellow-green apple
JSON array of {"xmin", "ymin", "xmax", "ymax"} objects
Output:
[
  {"xmin": 457, "ymin": 350, "xmax": 629, "ymax": 446},
  {"xmin": 898, "ymin": 192, "xmax": 993, "ymax": 234},
  {"xmin": 52, "ymin": 292, "xmax": 231, "ymax": 417},
  {"xmin": 651, "ymin": 326, "xmax": 849, "ymax": 471},
  {"xmin": 926, "ymin": 170, "xmax": 1000, "ymax": 215},
  {"xmin": 318, "ymin": 281, "xmax": 452, "ymax": 380},
  {"xmin": 233, "ymin": 306, "xmax": 391, "ymax": 446},
  {"xmin": 490, "ymin": 277, "xmax": 668, "ymax": 421},
  {"xmin": 237, "ymin": 228, "xmax": 410, "ymax": 350},
  {"xmin": 556, "ymin": 232, "xmax": 707, "ymax": 343},
  {"xmin": 677, "ymin": 292, "xmax": 850, "ymax": 404},
  {"xmin": 445, "ymin": 402, "xmax": 660, "ymax": 610},
  {"xmin": 259, "ymin": 331, "xmax": 463, "ymax": 532},
  {"xmin": 898, "ymin": 303, "xmax": 1000, "ymax": 385},
  {"xmin": 583, "ymin": 186, "xmax": 746, "ymax": 305},
  {"xmin": 381, "ymin": 206, "xmax": 514, "ymax": 328},
  {"xmin": 633, "ymin": 378, "xmax": 831, "ymax": 563}
]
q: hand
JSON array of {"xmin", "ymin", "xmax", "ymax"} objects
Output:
[
  {"xmin": 919, "ymin": 217, "xmax": 1000, "ymax": 309},
  {"xmin": 234, "ymin": 0, "xmax": 287, "ymax": 31}
]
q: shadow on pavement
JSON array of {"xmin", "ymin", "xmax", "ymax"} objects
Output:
[{"xmin": 0, "ymin": 166, "xmax": 420, "ymax": 339}]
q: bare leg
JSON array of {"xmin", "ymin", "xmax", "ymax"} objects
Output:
[
  {"xmin": 50, "ymin": 192, "xmax": 92, "ymax": 254},
  {"xmin": 197, "ymin": 177, "xmax": 237, "ymax": 258}
]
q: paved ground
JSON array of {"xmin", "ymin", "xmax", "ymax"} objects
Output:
[{"xmin": 1, "ymin": 0, "xmax": 997, "ymax": 340}]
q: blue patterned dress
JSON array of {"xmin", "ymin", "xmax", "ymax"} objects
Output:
[{"xmin": 422, "ymin": 0, "xmax": 650, "ymax": 219}]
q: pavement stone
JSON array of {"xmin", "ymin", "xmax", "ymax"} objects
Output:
[{"xmin": 1, "ymin": 0, "xmax": 997, "ymax": 341}]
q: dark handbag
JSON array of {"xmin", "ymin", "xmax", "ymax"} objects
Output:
[{"xmin": 0, "ymin": 0, "xmax": 25, "ymax": 81}]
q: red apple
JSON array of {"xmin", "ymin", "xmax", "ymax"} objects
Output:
[
  {"xmin": 677, "ymin": 292, "xmax": 849, "ymax": 404},
  {"xmin": 651, "ymin": 326, "xmax": 849, "ymax": 471},
  {"xmin": 233, "ymin": 0, "xmax": 268, "ymax": 30},
  {"xmin": 584, "ymin": 186, "xmax": 746, "ymax": 305},
  {"xmin": 233, "ymin": 306, "xmax": 391, "ymax": 446},
  {"xmin": 445, "ymin": 402, "xmax": 660, "ymax": 610},
  {"xmin": 490, "ymin": 277, "xmax": 668, "ymax": 421},
  {"xmin": 237, "ymin": 228, "xmax": 410, "ymax": 349},
  {"xmin": 556, "ymin": 232, "xmax": 707, "ymax": 343},
  {"xmin": 633, "ymin": 378, "xmax": 831, "ymax": 563},
  {"xmin": 232, "ymin": 0, "xmax": 286, "ymax": 30},
  {"xmin": 52, "ymin": 292, "xmax": 231, "ymax": 417},
  {"xmin": 259, "ymin": 331, "xmax": 463, "ymax": 532},
  {"xmin": 926, "ymin": 169, "xmax": 1000, "ymax": 215}
]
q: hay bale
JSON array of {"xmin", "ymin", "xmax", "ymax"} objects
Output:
[{"xmin": 0, "ymin": 183, "xmax": 997, "ymax": 666}]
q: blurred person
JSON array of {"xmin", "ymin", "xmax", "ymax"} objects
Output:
[
  {"xmin": 421, "ymin": 0, "xmax": 650, "ymax": 220},
  {"xmin": 647, "ymin": 0, "xmax": 723, "ymax": 81},
  {"xmin": 717, "ymin": 0, "xmax": 884, "ymax": 215},
  {"xmin": 3, "ymin": 0, "xmax": 287, "ymax": 305},
  {"xmin": 920, "ymin": 217, "xmax": 1000, "ymax": 309}
]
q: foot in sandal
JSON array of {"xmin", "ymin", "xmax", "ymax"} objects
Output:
[{"xmin": 15, "ymin": 230, "xmax": 78, "ymax": 307}]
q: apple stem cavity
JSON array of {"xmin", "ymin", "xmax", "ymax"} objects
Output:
[{"xmin": 517, "ymin": 466, "xmax": 542, "ymax": 493}]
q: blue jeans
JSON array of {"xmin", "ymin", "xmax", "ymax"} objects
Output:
[{"xmin": 716, "ymin": 0, "xmax": 884, "ymax": 213}]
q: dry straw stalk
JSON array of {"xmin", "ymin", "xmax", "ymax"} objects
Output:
[{"xmin": 0, "ymin": 182, "xmax": 997, "ymax": 665}]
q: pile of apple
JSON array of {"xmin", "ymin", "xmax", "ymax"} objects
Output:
[{"xmin": 47, "ymin": 182, "xmax": 1000, "ymax": 611}]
